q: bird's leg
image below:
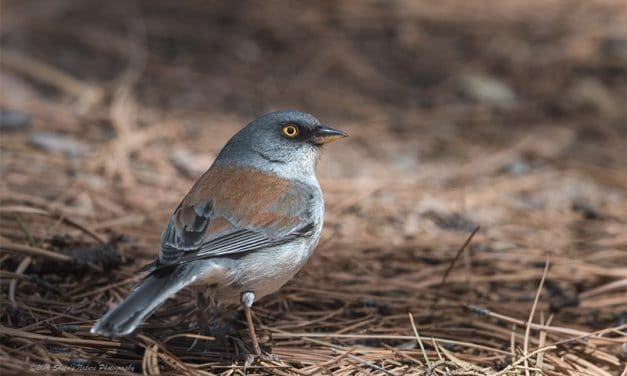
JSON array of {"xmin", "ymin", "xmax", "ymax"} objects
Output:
[
  {"xmin": 186, "ymin": 291, "xmax": 212, "ymax": 351},
  {"xmin": 240, "ymin": 291, "xmax": 279, "ymax": 368},
  {"xmin": 240, "ymin": 291, "xmax": 261, "ymax": 355},
  {"xmin": 196, "ymin": 291, "xmax": 210, "ymax": 334}
]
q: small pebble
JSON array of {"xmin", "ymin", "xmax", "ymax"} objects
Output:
[
  {"xmin": 505, "ymin": 157, "xmax": 531, "ymax": 176},
  {"xmin": 0, "ymin": 110, "xmax": 30, "ymax": 130},
  {"xmin": 459, "ymin": 73, "xmax": 517, "ymax": 109},
  {"xmin": 29, "ymin": 132, "xmax": 90, "ymax": 157}
]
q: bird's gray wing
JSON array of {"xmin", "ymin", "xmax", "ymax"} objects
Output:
[{"xmin": 158, "ymin": 165, "xmax": 317, "ymax": 265}]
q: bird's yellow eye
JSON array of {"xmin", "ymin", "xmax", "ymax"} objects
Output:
[{"xmin": 282, "ymin": 124, "xmax": 299, "ymax": 138}]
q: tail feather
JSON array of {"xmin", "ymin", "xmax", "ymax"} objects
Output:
[{"xmin": 91, "ymin": 264, "xmax": 203, "ymax": 337}]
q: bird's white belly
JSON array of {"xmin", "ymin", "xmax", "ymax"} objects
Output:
[{"xmin": 212, "ymin": 236, "xmax": 318, "ymax": 304}]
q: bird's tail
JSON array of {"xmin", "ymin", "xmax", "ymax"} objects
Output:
[{"xmin": 91, "ymin": 263, "xmax": 207, "ymax": 337}]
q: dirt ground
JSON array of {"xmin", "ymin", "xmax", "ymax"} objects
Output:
[{"xmin": 1, "ymin": 1, "xmax": 626, "ymax": 375}]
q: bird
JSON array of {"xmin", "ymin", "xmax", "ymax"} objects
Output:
[{"xmin": 91, "ymin": 110, "xmax": 347, "ymax": 356}]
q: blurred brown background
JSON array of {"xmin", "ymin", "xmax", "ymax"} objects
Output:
[{"xmin": 1, "ymin": 1, "xmax": 626, "ymax": 375}]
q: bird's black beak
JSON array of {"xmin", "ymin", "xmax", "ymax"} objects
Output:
[{"xmin": 311, "ymin": 125, "xmax": 348, "ymax": 145}]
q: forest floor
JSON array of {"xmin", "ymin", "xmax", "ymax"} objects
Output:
[{"xmin": 1, "ymin": 1, "xmax": 626, "ymax": 375}]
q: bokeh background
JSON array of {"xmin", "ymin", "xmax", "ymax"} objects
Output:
[{"xmin": 1, "ymin": 1, "xmax": 626, "ymax": 375}]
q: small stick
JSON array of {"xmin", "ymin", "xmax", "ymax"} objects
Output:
[
  {"xmin": 408, "ymin": 312, "xmax": 429, "ymax": 366},
  {"xmin": 535, "ymin": 313, "xmax": 553, "ymax": 374},
  {"xmin": 0, "ymin": 205, "xmax": 106, "ymax": 244},
  {"xmin": 0, "ymin": 326, "xmax": 131, "ymax": 349},
  {"xmin": 0, "ymin": 240, "xmax": 72, "ymax": 263},
  {"xmin": 14, "ymin": 215, "xmax": 36, "ymax": 247},
  {"xmin": 345, "ymin": 353, "xmax": 396, "ymax": 376},
  {"xmin": 552, "ymin": 323, "xmax": 627, "ymax": 347},
  {"xmin": 524, "ymin": 258, "xmax": 550, "ymax": 376},
  {"xmin": 430, "ymin": 226, "xmax": 480, "ymax": 312},
  {"xmin": 302, "ymin": 347, "xmax": 354, "ymax": 376},
  {"xmin": 465, "ymin": 304, "xmax": 624, "ymax": 342},
  {"xmin": 270, "ymin": 331, "xmax": 512, "ymax": 354},
  {"xmin": 510, "ymin": 324, "xmax": 517, "ymax": 357},
  {"xmin": 0, "ymin": 48, "xmax": 103, "ymax": 111},
  {"xmin": 494, "ymin": 346, "xmax": 557, "ymax": 376},
  {"xmin": 9, "ymin": 256, "xmax": 32, "ymax": 307},
  {"xmin": 579, "ymin": 278, "xmax": 627, "ymax": 299},
  {"xmin": 382, "ymin": 344, "xmax": 423, "ymax": 366},
  {"xmin": 9, "ymin": 215, "xmax": 35, "ymax": 307}
]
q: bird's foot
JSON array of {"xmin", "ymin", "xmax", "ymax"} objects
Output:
[{"xmin": 244, "ymin": 350, "xmax": 280, "ymax": 368}]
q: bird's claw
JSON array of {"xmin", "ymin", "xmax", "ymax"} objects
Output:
[{"xmin": 244, "ymin": 351, "xmax": 280, "ymax": 368}]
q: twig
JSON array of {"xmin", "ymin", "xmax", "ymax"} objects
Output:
[
  {"xmin": 345, "ymin": 353, "xmax": 396, "ymax": 376},
  {"xmin": 0, "ymin": 239, "xmax": 72, "ymax": 263},
  {"xmin": 9, "ymin": 215, "xmax": 36, "ymax": 307},
  {"xmin": 14, "ymin": 215, "xmax": 37, "ymax": 247},
  {"xmin": 579, "ymin": 278, "xmax": 627, "ymax": 299},
  {"xmin": 137, "ymin": 334, "xmax": 195, "ymax": 375},
  {"xmin": 465, "ymin": 304, "xmax": 623, "ymax": 343},
  {"xmin": 408, "ymin": 312, "xmax": 430, "ymax": 366},
  {"xmin": 382, "ymin": 344, "xmax": 424, "ymax": 366},
  {"xmin": 270, "ymin": 331, "xmax": 512, "ymax": 355},
  {"xmin": 430, "ymin": 226, "xmax": 480, "ymax": 312},
  {"xmin": 535, "ymin": 313, "xmax": 553, "ymax": 375},
  {"xmin": 438, "ymin": 346, "xmax": 488, "ymax": 373},
  {"xmin": 8, "ymin": 256, "xmax": 32, "ymax": 308},
  {"xmin": 551, "ymin": 323, "xmax": 627, "ymax": 347},
  {"xmin": 0, "ymin": 205, "xmax": 106, "ymax": 244},
  {"xmin": 302, "ymin": 348, "xmax": 355, "ymax": 376},
  {"xmin": 162, "ymin": 333, "xmax": 215, "ymax": 344},
  {"xmin": 494, "ymin": 346, "xmax": 557, "ymax": 376},
  {"xmin": 510, "ymin": 324, "xmax": 517, "ymax": 357},
  {"xmin": 0, "ymin": 49, "xmax": 103, "ymax": 112},
  {"xmin": 524, "ymin": 259, "xmax": 550, "ymax": 376},
  {"xmin": 0, "ymin": 326, "xmax": 131, "ymax": 349}
]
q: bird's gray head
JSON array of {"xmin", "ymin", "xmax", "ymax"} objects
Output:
[{"xmin": 215, "ymin": 110, "xmax": 347, "ymax": 182}]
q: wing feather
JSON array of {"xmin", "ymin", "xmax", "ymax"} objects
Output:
[{"xmin": 157, "ymin": 165, "xmax": 317, "ymax": 266}]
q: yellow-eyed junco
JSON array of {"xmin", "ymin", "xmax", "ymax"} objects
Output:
[{"xmin": 91, "ymin": 110, "xmax": 347, "ymax": 355}]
